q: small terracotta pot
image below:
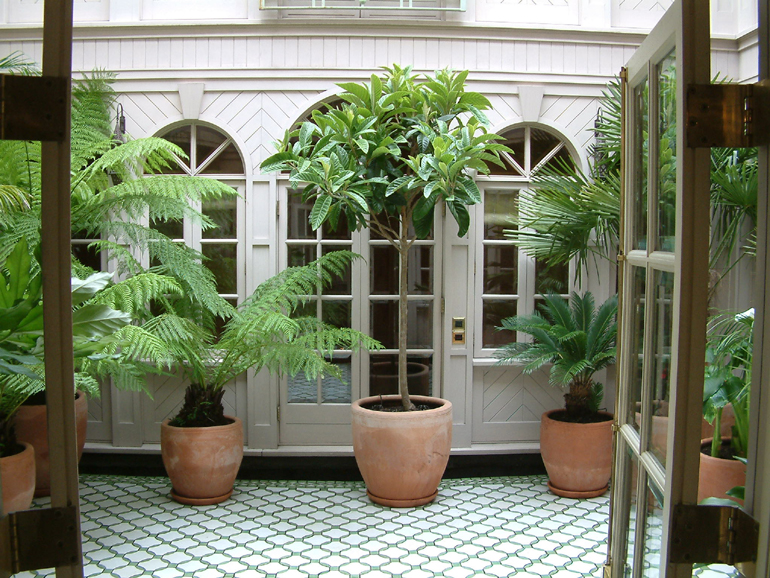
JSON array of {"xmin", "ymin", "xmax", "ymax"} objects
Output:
[
  {"xmin": 14, "ymin": 391, "xmax": 88, "ymax": 497},
  {"xmin": 540, "ymin": 409, "xmax": 613, "ymax": 498},
  {"xmin": 1, "ymin": 443, "xmax": 36, "ymax": 513},
  {"xmin": 698, "ymin": 438, "xmax": 747, "ymax": 505},
  {"xmin": 352, "ymin": 395, "xmax": 452, "ymax": 508},
  {"xmin": 161, "ymin": 416, "xmax": 243, "ymax": 505}
]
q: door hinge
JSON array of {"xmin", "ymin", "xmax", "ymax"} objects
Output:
[
  {"xmin": 670, "ymin": 504, "xmax": 759, "ymax": 566},
  {"xmin": 277, "ymin": 405, "xmax": 281, "ymax": 422},
  {"xmin": 441, "ymin": 297, "xmax": 445, "ymax": 314},
  {"xmin": 0, "ymin": 507, "xmax": 80, "ymax": 574},
  {"xmin": 603, "ymin": 561, "xmax": 612, "ymax": 578},
  {"xmin": 611, "ymin": 421, "xmax": 621, "ymax": 433},
  {"xmin": 276, "ymin": 200, "xmax": 280, "ymax": 219},
  {"xmin": 686, "ymin": 81, "xmax": 770, "ymax": 148},
  {"xmin": 0, "ymin": 75, "xmax": 69, "ymax": 142}
]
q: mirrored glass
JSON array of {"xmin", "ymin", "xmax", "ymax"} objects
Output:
[
  {"xmin": 202, "ymin": 244, "xmax": 237, "ymax": 295},
  {"xmin": 321, "ymin": 245, "xmax": 352, "ymax": 295},
  {"xmin": 482, "ymin": 300, "xmax": 517, "ymax": 348},
  {"xmin": 370, "ymin": 300, "xmax": 433, "ymax": 349},
  {"xmin": 370, "ymin": 245, "xmax": 433, "ymax": 295},
  {"xmin": 530, "ymin": 128, "xmax": 561, "ymax": 169},
  {"xmin": 649, "ymin": 270, "xmax": 674, "ymax": 466},
  {"xmin": 202, "ymin": 197, "xmax": 237, "ymax": 239},
  {"xmin": 629, "ymin": 267, "xmax": 646, "ymax": 432},
  {"xmin": 287, "ymin": 190, "xmax": 315, "ymax": 240},
  {"xmin": 484, "ymin": 245, "xmax": 517, "ymax": 294},
  {"xmin": 288, "ymin": 245, "xmax": 315, "ymax": 268},
  {"xmin": 201, "ymin": 143, "xmax": 244, "ymax": 175},
  {"xmin": 161, "ymin": 125, "xmax": 192, "ymax": 164},
  {"xmin": 657, "ymin": 52, "xmax": 677, "ymax": 251},
  {"xmin": 484, "ymin": 190, "xmax": 517, "ymax": 240},
  {"xmin": 535, "ymin": 259, "xmax": 568, "ymax": 295},
  {"xmin": 322, "ymin": 300, "xmax": 351, "ymax": 329},
  {"xmin": 195, "ymin": 126, "xmax": 227, "ymax": 169},
  {"xmin": 634, "ymin": 78, "xmax": 649, "ymax": 251}
]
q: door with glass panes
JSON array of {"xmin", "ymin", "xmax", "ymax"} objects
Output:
[
  {"xmin": 278, "ymin": 183, "xmax": 442, "ymax": 445},
  {"xmin": 608, "ymin": 0, "xmax": 712, "ymax": 575}
]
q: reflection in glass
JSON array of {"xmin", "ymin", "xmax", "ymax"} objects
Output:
[
  {"xmin": 201, "ymin": 143, "xmax": 243, "ymax": 175},
  {"xmin": 287, "ymin": 191, "xmax": 315, "ymax": 240},
  {"xmin": 535, "ymin": 259, "xmax": 568, "ymax": 295},
  {"xmin": 370, "ymin": 353, "xmax": 433, "ymax": 397},
  {"xmin": 322, "ymin": 300, "xmax": 351, "ymax": 329},
  {"xmin": 370, "ymin": 300, "xmax": 433, "ymax": 349},
  {"xmin": 530, "ymin": 128, "xmax": 561, "ymax": 168},
  {"xmin": 370, "ymin": 245, "xmax": 433, "ymax": 295},
  {"xmin": 196, "ymin": 126, "xmax": 227, "ymax": 167},
  {"xmin": 288, "ymin": 245, "xmax": 315, "ymax": 268},
  {"xmin": 483, "ymin": 300, "xmax": 517, "ymax": 348},
  {"xmin": 203, "ymin": 197, "xmax": 237, "ymax": 239},
  {"xmin": 322, "ymin": 245, "xmax": 352, "ymax": 295},
  {"xmin": 634, "ymin": 78, "xmax": 649, "ymax": 251},
  {"xmin": 72, "ymin": 241, "xmax": 102, "ymax": 272},
  {"xmin": 649, "ymin": 271, "xmax": 673, "ymax": 465},
  {"xmin": 498, "ymin": 129, "xmax": 525, "ymax": 176},
  {"xmin": 321, "ymin": 354, "xmax": 352, "ymax": 404},
  {"xmin": 202, "ymin": 244, "xmax": 237, "ymax": 294},
  {"xmin": 629, "ymin": 267, "xmax": 646, "ymax": 432},
  {"xmin": 484, "ymin": 190, "xmax": 517, "ymax": 240},
  {"xmin": 161, "ymin": 126, "xmax": 192, "ymax": 164},
  {"xmin": 288, "ymin": 374, "xmax": 317, "ymax": 403},
  {"xmin": 642, "ymin": 481, "xmax": 665, "ymax": 577},
  {"xmin": 484, "ymin": 245, "xmax": 517, "ymax": 294},
  {"xmin": 624, "ymin": 450, "xmax": 640, "ymax": 578},
  {"xmin": 322, "ymin": 216, "xmax": 352, "ymax": 240},
  {"xmin": 657, "ymin": 52, "xmax": 677, "ymax": 250},
  {"xmin": 151, "ymin": 217, "xmax": 183, "ymax": 240}
]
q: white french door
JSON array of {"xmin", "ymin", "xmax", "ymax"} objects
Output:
[{"xmin": 608, "ymin": 0, "xmax": 712, "ymax": 576}]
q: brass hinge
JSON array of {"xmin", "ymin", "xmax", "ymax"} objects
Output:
[
  {"xmin": 276, "ymin": 200, "xmax": 280, "ymax": 219},
  {"xmin": 277, "ymin": 405, "xmax": 281, "ymax": 422},
  {"xmin": 441, "ymin": 297, "xmax": 445, "ymax": 314},
  {"xmin": 0, "ymin": 507, "xmax": 80, "ymax": 574},
  {"xmin": 670, "ymin": 504, "xmax": 759, "ymax": 566},
  {"xmin": 603, "ymin": 560, "xmax": 612, "ymax": 578},
  {"xmin": 686, "ymin": 81, "xmax": 770, "ymax": 148},
  {"xmin": 611, "ymin": 421, "xmax": 621, "ymax": 433},
  {"xmin": 0, "ymin": 75, "xmax": 69, "ymax": 142}
]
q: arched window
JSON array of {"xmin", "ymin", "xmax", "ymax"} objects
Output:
[
  {"xmin": 477, "ymin": 125, "xmax": 576, "ymax": 353},
  {"xmin": 155, "ymin": 123, "xmax": 246, "ymax": 320}
]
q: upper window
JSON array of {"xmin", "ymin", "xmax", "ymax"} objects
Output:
[{"xmin": 477, "ymin": 125, "xmax": 575, "ymax": 354}]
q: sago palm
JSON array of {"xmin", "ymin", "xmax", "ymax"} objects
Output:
[{"xmin": 495, "ymin": 292, "xmax": 618, "ymax": 421}]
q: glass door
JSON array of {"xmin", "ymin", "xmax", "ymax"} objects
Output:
[{"xmin": 608, "ymin": 0, "xmax": 712, "ymax": 576}]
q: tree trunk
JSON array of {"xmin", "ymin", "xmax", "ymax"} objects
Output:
[
  {"xmin": 398, "ymin": 228, "xmax": 414, "ymax": 411},
  {"xmin": 564, "ymin": 376, "xmax": 593, "ymax": 420}
]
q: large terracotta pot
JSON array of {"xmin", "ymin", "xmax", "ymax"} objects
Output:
[
  {"xmin": 352, "ymin": 394, "xmax": 452, "ymax": 508},
  {"xmin": 14, "ymin": 391, "xmax": 88, "ymax": 497},
  {"xmin": 161, "ymin": 416, "xmax": 243, "ymax": 505},
  {"xmin": 370, "ymin": 362, "xmax": 430, "ymax": 397},
  {"xmin": 0, "ymin": 443, "xmax": 36, "ymax": 513},
  {"xmin": 540, "ymin": 409, "xmax": 614, "ymax": 498},
  {"xmin": 698, "ymin": 438, "xmax": 747, "ymax": 505}
]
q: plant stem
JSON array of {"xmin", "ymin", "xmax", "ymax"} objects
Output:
[
  {"xmin": 711, "ymin": 409, "xmax": 722, "ymax": 458},
  {"xmin": 398, "ymin": 216, "xmax": 414, "ymax": 411}
]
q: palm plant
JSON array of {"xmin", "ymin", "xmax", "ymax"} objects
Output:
[
  {"xmin": 261, "ymin": 64, "xmax": 508, "ymax": 411},
  {"xmin": 495, "ymin": 292, "xmax": 618, "ymax": 421},
  {"xmin": 162, "ymin": 250, "xmax": 381, "ymax": 427}
]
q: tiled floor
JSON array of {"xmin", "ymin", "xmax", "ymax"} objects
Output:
[{"xmin": 17, "ymin": 475, "xmax": 739, "ymax": 578}]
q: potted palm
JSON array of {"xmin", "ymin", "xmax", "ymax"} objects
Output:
[
  {"xmin": 261, "ymin": 65, "xmax": 508, "ymax": 506},
  {"xmin": 495, "ymin": 292, "xmax": 618, "ymax": 498},
  {"xmin": 699, "ymin": 308, "xmax": 752, "ymax": 504},
  {"xmin": 157, "ymin": 250, "xmax": 380, "ymax": 505}
]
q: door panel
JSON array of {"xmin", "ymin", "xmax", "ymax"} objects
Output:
[{"xmin": 609, "ymin": 1, "xmax": 711, "ymax": 576}]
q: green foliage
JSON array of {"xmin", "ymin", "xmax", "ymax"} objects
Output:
[
  {"xmin": 495, "ymin": 292, "xmax": 618, "ymax": 420},
  {"xmin": 703, "ymin": 308, "xmax": 753, "ymax": 459},
  {"xmin": 261, "ymin": 64, "xmax": 506, "ymax": 408},
  {"xmin": 167, "ymin": 251, "xmax": 382, "ymax": 426}
]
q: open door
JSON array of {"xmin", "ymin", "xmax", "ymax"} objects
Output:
[{"xmin": 608, "ymin": 0, "xmax": 712, "ymax": 576}]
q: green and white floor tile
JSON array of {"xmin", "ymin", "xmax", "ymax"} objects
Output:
[{"xmin": 17, "ymin": 475, "xmax": 740, "ymax": 577}]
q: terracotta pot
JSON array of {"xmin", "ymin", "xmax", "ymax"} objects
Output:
[
  {"xmin": 1, "ymin": 443, "xmax": 36, "ymax": 513},
  {"xmin": 540, "ymin": 409, "xmax": 613, "ymax": 498},
  {"xmin": 370, "ymin": 362, "xmax": 430, "ymax": 397},
  {"xmin": 698, "ymin": 438, "xmax": 747, "ymax": 505},
  {"xmin": 161, "ymin": 416, "xmax": 243, "ymax": 505},
  {"xmin": 14, "ymin": 391, "xmax": 88, "ymax": 497},
  {"xmin": 352, "ymin": 394, "xmax": 452, "ymax": 508}
]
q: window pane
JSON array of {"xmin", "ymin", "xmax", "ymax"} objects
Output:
[
  {"xmin": 201, "ymin": 143, "xmax": 244, "ymax": 175},
  {"xmin": 162, "ymin": 126, "xmax": 192, "ymax": 161},
  {"xmin": 202, "ymin": 243, "xmax": 237, "ymax": 294},
  {"xmin": 322, "ymin": 300, "xmax": 351, "ymax": 329},
  {"xmin": 623, "ymin": 450, "xmax": 640, "ymax": 578},
  {"xmin": 642, "ymin": 481, "xmax": 664, "ymax": 577},
  {"xmin": 322, "ymin": 245, "xmax": 352, "ymax": 295},
  {"xmin": 496, "ymin": 128, "xmax": 525, "ymax": 176},
  {"xmin": 287, "ymin": 191, "xmax": 315, "ymax": 240},
  {"xmin": 370, "ymin": 300, "xmax": 432, "ymax": 349},
  {"xmin": 288, "ymin": 244, "xmax": 315, "ymax": 268},
  {"xmin": 322, "ymin": 217, "xmax": 351, "ymax": 240},
  {"xmin": 369, "ymin": 212, "xmax": 401, "ymax": 241},
  {"xmin": 202, "ymin": 197, "xmax": 237, "ymax": 239},
  {"xmin": 483, "ymin": 300, "xmax": 517, "ymax": 348},
  {"xmin": 530, "ymin": 128, "xmax": 561, "ymax": 169},
  {"xmin": 196, "ymin": 126, "xmax": 227, "ymax": 169},
  {"xmin": 288, "ymin": 374, "xmax": 317, "ymax": 403},
  {"xmin": 629, "ymin": 267, "xmax": 647, "ymax": 433},
  {"xmin": 370, "ymin": 245, "xmax": 433, "ymax": 295},
  {"xmin": 150, "ymin": 217, "xmax": 183, "ymax": 240},
  {"xmin": 649, "ymin": 270, "xmax": 673, "ymax": 466},
  {"xmin": 634, "ymin": 78, "xmax": 650, "ymax": 251},
  {"xmin": 657, "ymin": 52, "xmax": 677, "ymax": 250},
  {"xmin": 484, "ymin": 245, "xmax": 517, "ymax": 294},
  {"xmin": 72, "ymin": 241, "xmax": 101, "ymax": 272},
  {"xmin": 535, "ymin": 260, "xmax": 568, "ymax": 295},
  {"xmin": 370, "ymin": 353, "xmax": 433, "ymax": 397},
  {"xmin": 543, "ymin": 146, "xmax": 575, "ymax": 172},
  {"xmin": 321, "ymin": 355, "xmax": 351, "ymax": 404},
  {"xmin": 484, "ymin": 190, "xmax": 517, "ymax": 240}
]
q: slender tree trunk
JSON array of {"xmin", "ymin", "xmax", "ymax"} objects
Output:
[{"xmin": 398, "ymin": 225, "xmax": 414, "ymax": 411}]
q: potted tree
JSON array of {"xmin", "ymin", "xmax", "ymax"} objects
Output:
[
  {"xmin": 261, "ymin": 64, "xmax": 509, "ymax": 506},
  {"xmin": 699, "ymin": 308, "xmax": 752, "ymax": 504},
  {"xmin": 156, "ymin": 250, "xmax": 380, "ymax": 505},
  {"xmin": 495, "ymin": 292, "xmax": 618, "ymax": 498}
]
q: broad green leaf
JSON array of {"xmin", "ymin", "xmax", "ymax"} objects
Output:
[{"xmin": 310, "ymin": 195, "xmax": 333, "ymax": 230}]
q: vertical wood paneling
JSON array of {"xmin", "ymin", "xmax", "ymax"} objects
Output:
[
  {"xmin": 234, "ymin": 38, "xmax": 248, "ymax": 67},
  {"xmin": 323, "ymin": 37, "xmax": 337, "ymax": 68},
  {"xmin": 540, "ymin": 41, "xmax": 552, "ymax": 73},
  {"xmin": 209, "ymin": 37, "xmax": 222, "ymax": 69},
  {"xmin": 246, "ymin": 38, "xmax": 259, "ymax": 67},
  {"xmin": 120, "ymin": 39, "xmax": 133, "ymax": 69},
  {"xmin": 489, "ymin": 40, "xmax": 502, "ymax": 71},
  {"xmin": 310, "ymin": 38, "xmax": 324, "ymax": 68},
  {"xmin": 157, "ymin": 38, "xmax": 171, "ymax": 68}
]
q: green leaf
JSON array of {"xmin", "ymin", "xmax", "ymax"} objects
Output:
[
  {"xmin": 310, "ymin": 195, "xmax": 333, "ymax": 230},
  {"xmin": 447, "ymin": 202, "xmax": 470, "ymax": 237},
  {"xmin": 72, "ymin": 304, "xmax": 131, "ymax": 338}
]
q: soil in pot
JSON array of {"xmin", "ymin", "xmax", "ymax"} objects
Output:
[
  {"xmin": 161, "ymin": 416, "xmax": 244, "ymax": 505},
  {"xmin": 540, "ymin": 409, "xmax": 613, "ymax": 498},
  {"xmin": 1, "ymin": 442, "xmax": 36, "ymax": 513},
  {"xmin": 14, "ymin": 391, "xmax": 88, "ymax": 497},
  {"xmin": 698, "ymin": 438, "xmax": 746, "ymax": 505},
  {"xmin": 352, "ymin": 394, "xmax": 452, "ymax": 507}
]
